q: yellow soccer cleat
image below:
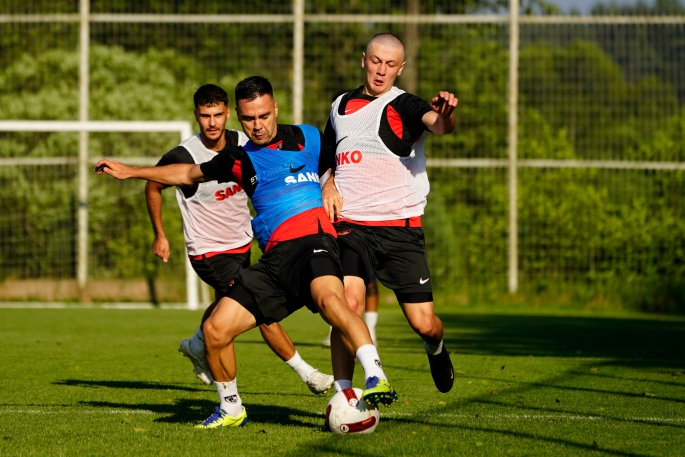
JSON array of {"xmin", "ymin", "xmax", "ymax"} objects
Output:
[
  {"xmin": 195, "ymin": 406, "xmax": 247, "ymax": 429},
  {"xmin": 362, "ymin": 376, "xmax": 398, "ymax": 407}
]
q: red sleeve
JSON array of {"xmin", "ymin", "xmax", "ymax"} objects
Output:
[
  {"xmin": 231, "ymin": 160, "xmax": 243, "ymax": 186},
  {"xmin": 386, "ymin": 105, "xmax": 403, "ymax": 138}
]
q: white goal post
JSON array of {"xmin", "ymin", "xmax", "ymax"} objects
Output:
[{"xmin": 0, "ymin": 120, "xmax": 206, "ymax": 310}]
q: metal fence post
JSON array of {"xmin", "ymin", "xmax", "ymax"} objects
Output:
[
  {"xmin": 293, "ymin": 0, "xmax": 305, "ymax": 124},
  {"xmin": 178, "ymin": 122, "xmax": 200, "ymax": 310},
  {"xmin": 508, "ymin": 0, "xmax": 520, "ymax": 294},
  {"xmin": 77, "ymin": 0, "xmax": 90, "ymax": 290}
]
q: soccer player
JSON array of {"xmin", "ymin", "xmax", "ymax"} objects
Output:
[
  {"xmin": 145, "ymin": 84, "xmax": 333, "ymax": 395},
  {"xmin": 95, "ymin": 76, "xmax": 397, "ymax": 429},
  {"xmin": 325, "ymin": 33, "xmax": 458, "ymax": 394}
]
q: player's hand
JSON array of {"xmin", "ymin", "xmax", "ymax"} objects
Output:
[
  {"xmin": 429, "ymin": 91, "xmax": 458, "ymax": 118},
  {"xmin": 152, "ymin": 236, "xmax": 170, "ymax": 263},
  {"xmin": 94, "ymin": 159, "xmax": 134, "ymax": 180},
  {"xmin": 322, "ymin": 178, "xmax": 343, "ymax": 222}
]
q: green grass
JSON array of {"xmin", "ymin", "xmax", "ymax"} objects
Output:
[{"xmin": 1, "ymin": 306, "xmax": 684, "ymax": 456}]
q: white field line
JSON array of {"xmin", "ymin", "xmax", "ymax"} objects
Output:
[
  {"xmin": 0, "ymin": 302, "xmax": 190, "ymax": 309},
  {"xmin": 0, "ymin": 409, "xmax": 153, "ymax": 414},
  {"xmin": 1, "ymin": 408, "xmax": 684, "ymax": 422},
  {"xmin": 380, "ymin": 412, "xmax": 685, "ymax": 422}
]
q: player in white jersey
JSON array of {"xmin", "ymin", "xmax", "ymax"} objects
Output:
[
  {"xmin": 146, "ymin": 84, "xmax": 333, "ymax": 394},
  {"xmin": 324, "ymin": 34, "xmax": 458, "ymax": 394}
]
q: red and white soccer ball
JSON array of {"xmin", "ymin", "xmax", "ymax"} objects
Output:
[{"xmin": 325, "ymin": 387, "xmax": 380, "ymax": 434}]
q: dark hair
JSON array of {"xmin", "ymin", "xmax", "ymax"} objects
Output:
[
  {"xmin": 234, "ymin": 76, "xmax": 274, "ymax": 103},
  {"xmin": 193, "ymin": 84, "xmax": 228, "ymax": 108}
]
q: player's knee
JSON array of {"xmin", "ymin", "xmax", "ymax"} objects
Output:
[
  {"xmin": 346, "ymin": 297, "xmax": 363, "ymax": 315},
  {"xmin": 202, "ymin": 317, "xmax": 232, "ymax": 349},
  {"xmin": 318, "ymin": 291, "xmax": 350, "ymax": 320},
  {"xmin": 344, "ymin": 292, "xmax": 365, "ymax": 315},
  {"xmin": 409, "ymin": 314, "xmax": 439, "ymax": 338},
  {"xmin": 317, "ymin": 292, "xmax": 341, "ymax": 315}
]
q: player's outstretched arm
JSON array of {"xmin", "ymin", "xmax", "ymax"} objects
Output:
[
  {"xmin": 94, "ymin": 159, "xmax": 207, "ymax": 186},
  {"xmin": 422, "ymin": 91, "xmax": 458, "ymax": 135},
  {"xmin": 145, "ymin": 181, "xmax": 171, "ymax": 263},
  {"xmin": 321, "ymin": 174, "xmax": 343, "ymax": 222}
]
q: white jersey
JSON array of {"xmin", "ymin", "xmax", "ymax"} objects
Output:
[
  {"xmin": 175, "ymin": 132, "xmax": 252, "ymax": 256},
  {"xmin": 329, "ymin": 86, "xmax": 429, "ymax": 222}
]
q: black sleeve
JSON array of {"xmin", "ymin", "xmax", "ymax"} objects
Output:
[
  {"xmin": 199, "ymin": 146, "xmax": 243, "ymax": 185},
  {"xmin": 318, "ymin": 130, "xmax": 336, "ymax": 176},
  {"xmin": 392, "ymin": 93, "xmax": 433, "ymax": 141},
  {"xmin": 156, "ymin": 146, "xmax": 195, "ymax": 166},
  {"xmin": 225, "ymin": 130, "xmax": 241, "ymax": 148},
  {"xmin": 286, "ymin": 125, "xmax": 336, "ymax": 176},
  {"xmin": 323, "ymin": 118, "xmax": 336, "ymax": 149},
  {"xmin": 155, "ymin": 147, "xmax": 197, "ymax": 198}
]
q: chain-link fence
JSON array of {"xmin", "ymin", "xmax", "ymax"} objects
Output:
[{"xmin": 1, "ymin": 0, "xmax": 684, "ymax": 309}]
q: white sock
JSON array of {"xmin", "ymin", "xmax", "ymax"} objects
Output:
[
  {"xmin": 284, "ymin": 351, "xmax": 316, "ymax": 382},
  {"xmin": 322, "ymin": 326, "xmax": 332, "ymax": 345},
  {"xmin": 334, "ymin": 379, "xmax": 353, "ymax": 392},
  {"xmin": 424, "ymin": 339, "xmax": 444, "ymax": 356},
  {"xmin": 364, "ymin": 312, "xmax": 378, "ymax": 345},
  {"xmin": 215, "ymin": 379, "xmax": 242, "ymax": 417},
  {"xmin": 355, "ymin": 344, "xmax": 387, "ymax": 381},
  {"xmin": 189, "ymin": 327, "xmax": 205, "ymax": 355}
]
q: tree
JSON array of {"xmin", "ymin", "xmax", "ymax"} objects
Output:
[{"xmin": 0, "ymin": 45, "xmax": 227, "ymax": 281}]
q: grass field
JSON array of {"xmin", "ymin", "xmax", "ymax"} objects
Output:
[{"xmin": 1, "ymin": 305, "xmax": 684, "ymax": 456}]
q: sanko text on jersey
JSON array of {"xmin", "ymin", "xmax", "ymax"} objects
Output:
[
  {"xmin": 214, "ymin": 183, "xmax": 243, "ymax": 201},
  {"xmin": 284, "ymin": 171, "xmax": 319, "ymax": 185},
  {"xmin": 336, "ymin": 150, "xmax": 362, "ymax": 166}
]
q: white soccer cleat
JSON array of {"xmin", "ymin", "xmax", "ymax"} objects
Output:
[
  {"xmin": 178, "ymin": 338, "xmax": 213, "ymax": 385},
  {"xmin": 306, "ymin": 369, "xmax": 335, "ymax": 394}
]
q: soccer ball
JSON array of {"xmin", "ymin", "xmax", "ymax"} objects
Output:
[{"xmin": 325, "ymin": 387, "xmax": 380, "ymax": 434}]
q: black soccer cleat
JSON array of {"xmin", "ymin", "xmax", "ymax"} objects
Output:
[{"xmin": 427, "ymin": 345, "xmax": 454, "ymax": 393}]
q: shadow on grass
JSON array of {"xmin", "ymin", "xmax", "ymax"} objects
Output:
[
  {"xmin": 80, "ymin": 399, "xmax": 323, "ymax": 428},
  {"xmin": 53, "ymin": 379, "xmax": 324, "ymax": 399},
  {"xmin": 54, "ymin": 379, "xmax": 205, "ymax": 392},
  {"xmin": 383, "ymin": 313, "xmax": 685, "ymax": 369},
  {"xmin": 380, "ymin": 415, "xmax": 652, "ymax": 457},
  {"xmin": 280, "ymin": 411, "xmax": 654, "ymax": 457}
]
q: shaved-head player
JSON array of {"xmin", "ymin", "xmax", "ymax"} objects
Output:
[{"xmin": 325, "ymin": 33, "xmax": 458, "ymax": 395}]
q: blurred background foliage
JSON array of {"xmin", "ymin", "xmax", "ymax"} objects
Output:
[{"xmin": 0, "ymin": 0, "xmax": 684, "ymax": 310}]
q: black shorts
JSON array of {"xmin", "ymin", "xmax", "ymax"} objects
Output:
[
  {"xmin": 335, "ymin": 222, "xmax": 433, "ymax": 304},
  {"xmin": 226, "ymin": 234, "xmax": 343, "ymax": 326},
  {"xmin": 189, "ymin": 251, "xmax": 251, "ymax": 299}
]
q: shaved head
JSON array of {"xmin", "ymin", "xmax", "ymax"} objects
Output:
[
  {"xmin": 366, "ymin": 33, "xmax": 406, "ymax": 61},
  {"xmin": 361, "ymin": 33, "xmax": 407, "ymax": 97}
]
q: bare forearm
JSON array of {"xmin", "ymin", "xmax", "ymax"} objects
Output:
[
  {"xmin": 427, "ymin": 113, "xmax": 456, "ymax": 135},
  {"xmin": 145, "ymin": 182, "xmax": 166, "ymax": 238},
  {"xmin": 134, "ymin": 163, "xmax": 198, "ymax": 186},
  {"xmin": 145, "ymin": 180, "xmax": 173, "ymax": 262},
  {"xmin": 95, "ymin": 159, "xmax": 207, "ymax": 186},
  {"xmin": 321, "ymin": 173, "xmax": 342, "ymax": 221},
  {"xmin": 424, "ymin": 91, "xmax": 458, "ymax": 135}
]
